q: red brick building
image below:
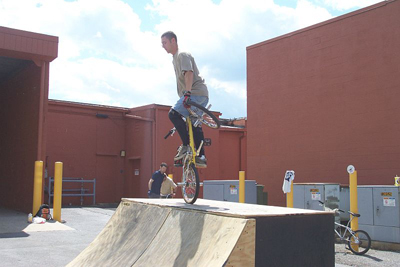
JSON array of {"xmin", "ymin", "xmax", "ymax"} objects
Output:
[
  {"xmin": 4, "ymin": 0, "xmax": 398, "ymax": 212},
  {"xmin": 46, "ymin": 100, "xmax": 247, "ymax": 205},
  {"xmin": 0, "ymin": 25, "xmax": 246, "ymax": 211},
  {"xmin": 0, "ymin": 26, "xmax": 58, "ymax": 212},
  {"xmin": 247, "ymin": 0, "xmax": 400, "ymax": 206}
]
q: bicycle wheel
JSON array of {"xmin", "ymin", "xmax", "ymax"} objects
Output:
[
  {"xmin": 181, "ymin": 163, "xmax": 199, "ymax": 204},
  {"xmin": 348, "ymin": 230, "xmax": 371, "ymax": 255},
  {"xmin": 187, "ymin": 100, "xmax": 220, "ymax": 129}
]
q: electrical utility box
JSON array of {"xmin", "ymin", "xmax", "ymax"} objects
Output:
[
  {"xmin": 339, "ymin": 186, "xmax": 350, "ymax": 222},
  {"xmin": 203, "ymin": 180, "xmax": 257, "ymax": 204},
  {"xmin": 293, "ymin": 183, "xmax": 340, "ymax": 211},
  {"xmin": 358, "ymin": 186, "xmax": 400, "ymax": 243}
]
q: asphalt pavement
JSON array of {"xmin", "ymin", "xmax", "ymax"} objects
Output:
[
  {"xmin": 334, "ymin": 243, "xmax": 400, "ymax": 267},
  {"xmin": 0, "ymin": 204, "xmax": 399, "ymax": 267},
  {"xmin": 0, "ymin": 205, "xmax": 116, "ymax": 267}
]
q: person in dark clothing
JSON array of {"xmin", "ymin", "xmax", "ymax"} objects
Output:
[{"xmin": 148, "ymin": 163, "xmax": 168, "ymax": 198}]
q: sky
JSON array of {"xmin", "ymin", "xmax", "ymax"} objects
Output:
[{"xmin": 0, "ymin": 0, "xmax": 383, "ymax": 118}]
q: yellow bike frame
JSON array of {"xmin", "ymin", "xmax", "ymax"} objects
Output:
[{"xmin": 186, "ymin": 116, "xmax": 197, "ymax": 166}]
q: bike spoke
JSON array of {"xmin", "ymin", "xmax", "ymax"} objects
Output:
[
  {"xmin": 348, "ymin": 230, "xmax": 371, "ymax": 255},
  {"xmin": 181, "ymin": 163, "xmax": 199, "ymax": 204},
  {"xmin": 187, "ymin": 101, "xmax": 220, "ymax": 129}
]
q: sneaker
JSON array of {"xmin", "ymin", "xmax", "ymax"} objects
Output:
[
  {"xmin": 174, "ymin": 159, "xmax": 183, "ymax": 167},
  {"xmin": 195, "ymin": 155, "xmax": 207, "ymax": 168},
  {"xmin": 174, "ymin": 145, "xmax": 188, "ymax": 161}
]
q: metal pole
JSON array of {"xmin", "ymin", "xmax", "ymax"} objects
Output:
[
  {"xmin": 168, "ymin": 174, "xmax": 174, "ymax": 195},
  {"xmin": 287, "ymin": 182, "xmax": 294, "ymax": 208},
  {"xmin": 33, "ymin": 161, "xmax": 43, "ymax": 215},
  {"xmin": 53, "ymin": 162, "xmax": 63, "ymax": 222},
  {"xmin": 239, "ymin": 171, "xmax": 245, "ymax": 203},
  {"xmin": 350, "ymin": 170, "xmax": 359, "ymax": 252}
]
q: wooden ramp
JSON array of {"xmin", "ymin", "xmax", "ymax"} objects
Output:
[{"xmin": 67, "ymin": 199, "xmax": 334, "ymax": 267}]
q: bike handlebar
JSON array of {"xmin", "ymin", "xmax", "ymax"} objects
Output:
[
  {"xmin": 164, "ymin": 128, "xmax": 175, "ymax": 139},
  {"xmin": 319, "ymin": 201, "xmax": 345, "ymax": 213},
  {"xmin": 186, "ymin": 99, "xmax": 195, "ymax": 106}
]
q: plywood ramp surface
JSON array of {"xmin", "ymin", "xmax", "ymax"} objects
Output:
[
  {"xmin": 226, "ymin": 219, "xmax": 256, "ymax": 266},
  {"xmin": 68, "ymin": 199, "xmax": 257, "ymax": 267},
  {"xmin": 124, "ymin": 198, "xmax": 330, "ymax": 218},
  {"xmin": 69, "ymin": 198, "xmax": 332, "ymax": 267},
  {"xmin": 67, "ymin": 202, "xmax": 171, "ymax": 267},
  {"xmin": 133, "ymin": 209, "xmax": 253, "ymax": 267}
]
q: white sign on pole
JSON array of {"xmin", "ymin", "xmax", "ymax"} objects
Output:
[{"xmin": 282, "ymin": 170, "xmax": 295, "ymax": 193}]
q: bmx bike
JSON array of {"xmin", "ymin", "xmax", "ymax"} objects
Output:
[
  {"xmin": 164, "ymin": 99, "xmax": 220, "ymax": 204},
  {"xmin": 319, "ymin": 201, "xmax": 371, "ymax": 255}
]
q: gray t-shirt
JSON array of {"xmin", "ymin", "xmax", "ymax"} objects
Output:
[{"xmin": 172, "ymin": 50, "xmax": 208, "ymax": 97}]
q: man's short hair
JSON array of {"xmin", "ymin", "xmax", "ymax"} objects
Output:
[
  {"xmin": 160, "ymin": 162, "xmax": 168, "ymax": 168},
  {"xmin": 161, "ymin": 31, "xmax": 177, "ymax": 42}
]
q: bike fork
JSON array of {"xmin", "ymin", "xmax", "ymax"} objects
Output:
[{"xmin": 186, "ymin": 117, "xmax": 196, "ymax": 163}]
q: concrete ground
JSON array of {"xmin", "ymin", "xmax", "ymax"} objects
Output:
[
  {"xmin": 0, "ymin": 203, "xmax": 399, "ymax": 267},
  {"xmin": 0, "ymin": 205, "xmax": 116, "ymax": 267},
  {"xmin": 334, "ymin": 243, "xmax": 400, "ymax": 267}
]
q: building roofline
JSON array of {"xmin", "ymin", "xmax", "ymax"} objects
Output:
[
  {"xmin": 247, "ymin": 0, "xmax": 394, "ymax": 50},
  {"xmin": 49, "ymin": 99, "xmax": 225, "ymax": 117},
  {"xmin": 48, "ymin": 99, "xmax": 130, "ymax": 112},
  {"xmin": 0, "ymin": 26, "xmax": 58, "ymax": 62},
  {"xmin": 0, "ymin": 26, "xmax": 58, "ymax": 42}
]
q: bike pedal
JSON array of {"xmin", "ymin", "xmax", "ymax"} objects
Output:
[{"xmin": 195, "ymin": 164, "xmax": 207, "ymax": 169}]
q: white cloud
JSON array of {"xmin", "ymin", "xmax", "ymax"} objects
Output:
[
  {"xmin": 0, "ymin": 0, "xmax": 383, "ymax": 118},
  {"xmin": 1, "ymin": 0, "xmax": 176, "ymax": 107},
  {"xmin": 320, "ymin": 0, "xmax": 382, "ymax": 11}
]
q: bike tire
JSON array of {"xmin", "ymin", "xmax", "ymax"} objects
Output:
[
  {"xmin": 181, "ymin": 163, "xmax": 200, "ymax": 204},
  {"xmin": 348, "ymin": 230, "xmax": 371, "ymax": 255},
  {"xmin": 187, "ymin": 100, "xmax": 220, "ymax": 129}
]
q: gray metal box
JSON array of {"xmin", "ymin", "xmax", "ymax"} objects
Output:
[
  {"xmin": 293, "ymin": 183, "xmax": 340, "ymax": 211},
  {"xmin": 357, "ymin": 187, "xmax": 374, "ymax": 225},
  {"xmin": 358, "ymin": 185, "xmax": 400, "ymax": 243},
  {"xmin": 339, "ymin": 186, "xmax": 350, "ymax": 221},
  {"xmin": 203, "ymin": 180, "xmax": 257, "ymax": 204}
]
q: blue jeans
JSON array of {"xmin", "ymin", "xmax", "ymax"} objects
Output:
[
  {"xmin": 173, "ymin": 95, "xmax": 208, "ymax": 118},
  {"xmin": 169, "ymin": 95, "xmax": 208, "ymax": 156},
  {"xmin": 148, "ymin": 192, "xmax": 160, "ymax": 198}
]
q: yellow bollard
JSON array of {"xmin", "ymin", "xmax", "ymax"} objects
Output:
[
  {"xmin": 349, "ymin": 170, "xmax": 359, "ymax": 252},
  {"xmin": 239, "ymin": 171, "xmax": 245, "ymax": 203},
  {"xmin": 287, "ymin": 182, "xmax": 294, "ymax": 208},
  {"xmin": 33, "ymin": 161, "xmax": 43, "ymax": 215},
  {"xmin": 53, "ymin": 162, "xmax": 63, "ymax": 222}
]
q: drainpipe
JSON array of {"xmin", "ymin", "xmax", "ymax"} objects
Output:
[
  {"xmin": 152, "ymin": 108, "xmax": 156, "ymax": 172},
  {"xmin": 37, "ymin": 60, "xmax": 45, "ymax": 161},
  {"xmin": 239, "ymin": 132, "xmax": 246, "ymax": 171},
  {"xmin": 153, "ymin": 107, "xmax": 158, "ymax": 171}
]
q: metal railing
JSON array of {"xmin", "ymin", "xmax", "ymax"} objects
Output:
[{"xmin": 47, "ymin": 177, "xmax": 96, "ymax": 206}]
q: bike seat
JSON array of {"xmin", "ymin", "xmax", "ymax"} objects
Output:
[{"xmin": 349, "ymin": 211, "xmax": 361, "ymax": 217}]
